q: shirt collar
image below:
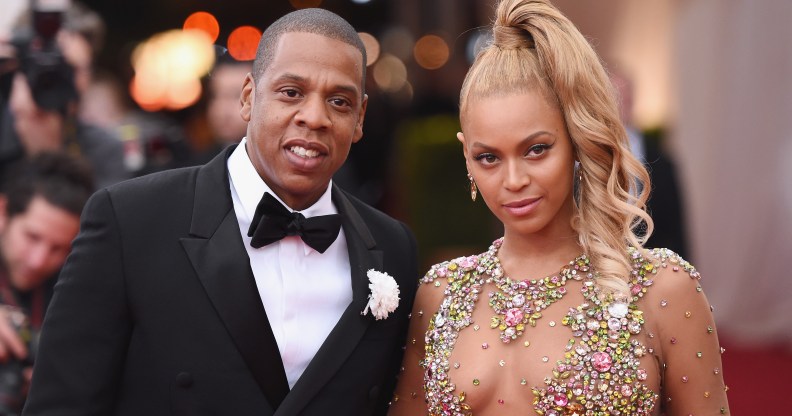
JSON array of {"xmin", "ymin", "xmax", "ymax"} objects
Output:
[{"xmin": 228, "ymin": 137, "xmax": 337, "ymax": 224}]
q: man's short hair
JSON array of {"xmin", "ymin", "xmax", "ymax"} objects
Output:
[
  {"xmin": 251, "ymin": 8, "xmax": 367, "ymax": 95},
  {"xmin": 64, "ymin": 1, "xmax": 107, "ymax": 54},
  {"xmin": 210, "ymin": 54, "xmax": 253, "ymax": 84},
  {"xmin": 2, "ymin": 152, "xmax": 95, "ymax": 218}
]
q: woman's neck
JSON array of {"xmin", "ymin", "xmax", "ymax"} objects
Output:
[{"xmin": 498, "ymin": 227, "xmax": 581, "ymax": 280}]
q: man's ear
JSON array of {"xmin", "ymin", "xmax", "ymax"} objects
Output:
[
  {"xmin": 352, "ymin": 94, "xmax": 368, "ymax": 143},
  {"xmin": 240, "ymin": 73, "xmax": 255, "ymax": 122}
]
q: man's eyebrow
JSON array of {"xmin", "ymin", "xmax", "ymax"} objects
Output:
[
  {"xmin": 274, "ymin": 73, "xmax": 306, "ymax": 84},
  {"xmin": 334, "ymin": 84, "xmax": 360, "ymax": 97}
]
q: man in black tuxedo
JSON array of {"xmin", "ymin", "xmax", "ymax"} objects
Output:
[
  {"xmin": 23, "ymin": 8, "xmax": 418, "ymax": 416},
  {"xmin": 610, "ymin": 68, "xmax": 689, "ymax": 259}
]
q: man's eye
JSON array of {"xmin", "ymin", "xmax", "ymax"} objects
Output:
[
  {"xmin": 330, "ymin": 98, "xmax": 351, "ymax": 107},
  {"xmin": 282, "ymin": 89, "xmax": 300, "ymax": 98}
]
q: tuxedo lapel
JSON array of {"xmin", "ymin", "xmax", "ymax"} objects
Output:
[
  {"xmin": 275, "ymin": 186, "xmax": 383, "ymax": 416},
  {"xmin": 179, "ymin": 147, "xmax": 289, "ymax": 411}
]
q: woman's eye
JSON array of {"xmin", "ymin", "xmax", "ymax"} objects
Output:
[
  {"xmin": 527, "ymin": 144, "xmax": 550, "ymax": 157},
  {"xmin": 474, "ymin": 153, "xmax": 498, "ymax": 164}
]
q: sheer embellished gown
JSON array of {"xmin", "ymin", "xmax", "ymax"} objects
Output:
[{"xmin": 389, "ymin": 238, "xmax": 729, "ymax": 416}]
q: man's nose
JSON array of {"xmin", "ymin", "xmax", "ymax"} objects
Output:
[
  {"xmin": 295, "ymin": 96, "xmax": 331, "ymax": 129},
  {"xmin": 25, "ymin": 244, "xmax": 51, "ymax": 271},
  {"xmin": 9, "ymin": 73, "xmax": 37, "ymax": 116}
]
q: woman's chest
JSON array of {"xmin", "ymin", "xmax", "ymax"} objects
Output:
[{"xmin": 425, "ymin": 281, "xmax": 662, "ymax": 415}]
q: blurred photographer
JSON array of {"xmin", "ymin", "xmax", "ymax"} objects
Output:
[
  {"xmin": 0, "ymin": 0, "xmax": 127, "ymax": 189},
  {"xmin": 0, "ymin": 151, "xmax": 93, "ymax": 414}
]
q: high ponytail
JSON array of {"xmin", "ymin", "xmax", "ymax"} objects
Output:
[{"xmin": 460, "ymin": 0, "xmax": 653, "ymax": 296}]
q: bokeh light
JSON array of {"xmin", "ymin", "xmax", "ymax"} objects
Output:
[
  {"xmin": 289, "ymin": 0, "xmax": 323, "ymax": 8},
  {"xmin": 373, "ymin": 53, "xmax": 407, "ymax": 92},
  {"xmin": 414, "ymin": 34, "xmax": 450, "ymax": 70},
  {"xmin": 130, "ymin": 73, "xmax": 166, "ymax": 112},
  {"xmin": 183, "ymin": 11, "xmax": 220, "ymax": 43},
  {"xmin": 131, "ymin": 29, "xmax": 215, "ymax": 80},
  {"xmin": 391, "ymin": 81, "xmax": 413, "ymax": 106},
  {"xmin": 381, "ymin": 27, "xmax": 414, "ymax": 61},
  {"xmin": 165, "ymin": 77, "xmax": 202, "ymax": 110},
  {"xmin": 227, "ymin": 26, "xmax": 262, "ymax": 61},
  {"xmin": 129, "ymin": 29, "xmax": 214, "ymax": 111},
  {"xmin": 358, "ymin": 32, "xmax": 380, "ymax": 67}
]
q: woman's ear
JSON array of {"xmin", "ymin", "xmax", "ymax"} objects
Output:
[{"xmin": 457, "ymin": 132, "xmax": 468, "ymax": 159}]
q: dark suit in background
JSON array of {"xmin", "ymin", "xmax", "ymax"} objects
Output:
[
  {"xmin": 610, "ymin": 69, "xmax": 689, "ymax": 259},
  {"xmin": 643, "ymin": 137, "xmax": 689, "ymax": 260}
]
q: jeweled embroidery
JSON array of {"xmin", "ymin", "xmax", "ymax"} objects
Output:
[
  {"xmin": 484, "ymin": 239, "xmax": 587, "ymax": 343},
  {"xmin": 420, "ymin": 240, "xmax": 697, "ymax": 415},
  {"xmin": 532, "ymin": 256, "xmax": 656, "ymax": 415},
  {"xmin": 421, "ymin": 255, "xmax": 480, "ymax": 415}
]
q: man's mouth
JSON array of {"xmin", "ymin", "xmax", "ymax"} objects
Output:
[{"xmin": 289, "ymin": 145, "xmax": 321, "ymax": 158}]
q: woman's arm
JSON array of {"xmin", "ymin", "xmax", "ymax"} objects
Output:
[
  {"xmin": 648, "ymin": 254, "xmax": 730, "ymax": 415},
  {"xmin": 387, "ymin": 273, "xmax": 447, "ymax": 416}
]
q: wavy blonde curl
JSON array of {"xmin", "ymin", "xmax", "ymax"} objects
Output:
[{"xmin": 459, "ymin": 0, "xmax": 653, "ymax": 296}]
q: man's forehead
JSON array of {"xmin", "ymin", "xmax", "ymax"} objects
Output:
[
  {"xmin": 272, "ymin": 31, "xmax": 363, "ymax": 62},
  {"xmin": 264, "ymin": 34, "xmax": 363, "ymax": 87},
  {"xmin": 21, "ymin": 196, "xmax": 78, "ymax": 222}
]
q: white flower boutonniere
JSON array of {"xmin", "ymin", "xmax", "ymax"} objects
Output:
[{"xmin": 362, "ymin": 269, "xmax": 400, "ymax": 320}]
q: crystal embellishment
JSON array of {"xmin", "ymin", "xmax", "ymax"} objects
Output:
[{"xmin": 486, "ymin": 240, "xmax": 588, "ymax": 343}]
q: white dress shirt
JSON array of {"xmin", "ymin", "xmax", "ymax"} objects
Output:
[
  {"xmin": 227, "ymin": 138, "xmax": 352, "ymax": 388},
  {"xmin": 626, "ymin": 126, "xmax": 646, "ymax": 163}
]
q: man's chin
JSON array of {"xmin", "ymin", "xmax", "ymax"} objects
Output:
[
  {"xmin": 10, "ymin": 274, "xmax": 47, "ymax": 292},
  {"xmin": 275, "ymin": 182, "xmax": 333, "ymax": 209}
]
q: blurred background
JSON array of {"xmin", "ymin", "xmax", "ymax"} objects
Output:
[{"xmin": 1, "ymin": 0, "xmax": 789, "ymax": 412}]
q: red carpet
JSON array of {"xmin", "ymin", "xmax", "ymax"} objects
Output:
[{"xmin": 720, "ymin": 338, "xmax": 792, "ymax": 414}]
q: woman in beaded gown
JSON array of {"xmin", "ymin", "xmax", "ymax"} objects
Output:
[{"xmin": 388, "ymin": 1, "xmax": 730, "ymax": 415}]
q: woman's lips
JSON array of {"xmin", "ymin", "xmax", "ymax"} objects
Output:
[{"xmin": 502, "ymin": 197, "xmax": 542, "ymax": 216}]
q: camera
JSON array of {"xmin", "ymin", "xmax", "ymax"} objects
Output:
[
  {"xmin": 8, "ymin": 0, "xmax": 78, "ymax": 114},
  {"xmin": 0, "ymin": 306, "xmax": 38, "ymax": 416}
]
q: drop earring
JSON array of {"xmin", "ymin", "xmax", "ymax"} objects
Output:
[
  {"xmin": 573, "ymin": 161, "xmax": 583, "ymax": 204},
  {"xmin": 468, "ymin": 173, "xmax": 477, "ymax": 202}
]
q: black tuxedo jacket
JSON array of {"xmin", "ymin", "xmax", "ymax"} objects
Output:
[
  {"xmin": 643, "ymin": 139, "xmax": 689, "ymax": 259},
  {"xmin": 23, "ymin": 147, "xmax": 419, "ymax": 416}
]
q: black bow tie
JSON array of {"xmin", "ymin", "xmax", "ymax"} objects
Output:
[{"xmin": 247, "ymin": 192, "xmax": 342, "ymax": 253}]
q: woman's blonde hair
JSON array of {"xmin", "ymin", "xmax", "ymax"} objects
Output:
[{"xmin": 460, "ymin": 0, "xmax": 653, "ymax": 295}]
